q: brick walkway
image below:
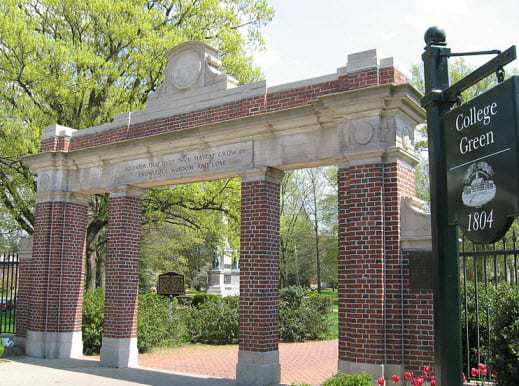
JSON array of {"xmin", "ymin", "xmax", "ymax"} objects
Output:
[{"xmin": 139, "ymin": 340, "xmax": 338, "ymax": 385}]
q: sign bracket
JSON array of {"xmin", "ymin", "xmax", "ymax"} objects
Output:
[{"xmin": 442, "ymin": 46, "xmax": 516, "ymax": 103}]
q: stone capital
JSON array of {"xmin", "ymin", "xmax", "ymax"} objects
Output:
[
  {"xmin": 240, "ymin": 167, "xmax": 284, "ymax": 183},
  {"xmin": 36, "ymin": 191, "xmax": 90, "ymax": 206},
  {"xmin": 109, "ymin": 185, "xmax": 146, "ymax": 199}
]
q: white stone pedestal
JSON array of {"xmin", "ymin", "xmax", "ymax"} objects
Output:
[
  {"xmin": 100, "ymin": 337, "xmax": 138, "ymax": 368},
  {"xmin": 236, "ymin": 350, "xmax": 280, "ymax": 386},
  {"xmin": 25, "ymin": 330, "xmax": 83, "ymax": 359}
]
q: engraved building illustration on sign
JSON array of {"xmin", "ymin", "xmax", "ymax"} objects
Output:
[{"xmin": 462, "ymin": 161, "xmax": 496, "ymax": 208}]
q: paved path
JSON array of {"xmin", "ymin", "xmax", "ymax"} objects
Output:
[
  {"xmin": 0, "ymin": 340, "xmax": 337, "ymax": 386},
  {"xmin": 139, "ymin": 340, "xmax": 338, "ymax": 385}
]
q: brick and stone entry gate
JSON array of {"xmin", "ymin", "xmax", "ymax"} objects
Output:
[{"xmin": 19, "ymin": 41, "xmax": 433, "ymax": 385}]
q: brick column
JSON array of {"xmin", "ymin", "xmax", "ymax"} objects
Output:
[
  {"xmin": 100, "ymin": 187, "xmax": 143, "ymax": 368},
  {"xmin": 400, "ymin": 197, "xmax": 435, "ymax": 372},
  {"xmin": 236, "ymin": 168, "xmax": 283, "ymax": 386},
  {"xmin": 26, "ymin": 193, "xmax": 88, "ymax": 359},
  {"xmin": 337, "ymin": 159, "xmax": 416, "ymax": 378},
  {"xmin": 14, "ymin": 237, "xmax": 33, "ymax": 349}
]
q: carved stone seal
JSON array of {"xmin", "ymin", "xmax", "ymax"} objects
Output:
[{"xmin": 169, "ymin": 50, "xmax": 202, "ymax": 89}]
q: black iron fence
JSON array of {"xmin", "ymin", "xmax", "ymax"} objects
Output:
[
  {"xmin": 459, "ymin": 227, "xmax": 519, "ymax": 376},
  {"xmin": 0, "ymin": 252, "xmax": 18, "ymax": 334}
]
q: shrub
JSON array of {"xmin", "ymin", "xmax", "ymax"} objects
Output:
[
  {"xmin": 82, "ymin": 289, "xmax": 104, "ymax": 355},
  {"xmin": 188, "ymin": 296, "xmax": 239, "ymax": 344},
  {"xmin": 137, "ymin": 293, "xmax": 174, "ymax": 352},
  {"xmin": 190, "ymin": 293, "xmax": 219, "ymax": 308},
  {"xmin": 322, "ymin": 372, "xmax": 372, "ymax": 386},
  {"xmin": 82, "ymin": 290, "xmax": 191, "ymax": 354},
  {"xmin": 279, "ymin": 286, "xmax": 332, "ymax": 342},
  {"xmin": 490, "ymin": 284, "xmax": 519, "ymax": 386}
]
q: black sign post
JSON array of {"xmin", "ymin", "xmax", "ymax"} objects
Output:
[
  {"xmin": 422, "ymin": 26, "xmax": 517, "ymax": 386},
  {"xmin": 422, "ymin": 27, "xmax": 463, "ymax": 386},
  {"xmin": 446, "ymin": 78, "xmax": 519, "ymax": 243}
]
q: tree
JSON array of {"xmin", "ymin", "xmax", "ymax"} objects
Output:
[
  {"xmin": 410, "ymin": 58, "xmax": 506, "ymax": 203},
  {"xmin": 0, "ymin": 0, "xmax": 273, "ymax": 284}
]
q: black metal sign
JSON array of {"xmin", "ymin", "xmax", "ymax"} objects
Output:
[
  {"xmin": 157, "ymin": 272, "xmax": 185, "ymax": 296},
  {"xmin": 446, "ymin": 77, "xmax": 519, "ymax": 243}
]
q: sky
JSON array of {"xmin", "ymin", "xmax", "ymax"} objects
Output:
[{"xmin": 254, "ymin": 0, "xmax": 519, "ymax": 86}]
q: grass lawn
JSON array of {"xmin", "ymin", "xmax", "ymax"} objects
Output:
[{"xmin": 320, "ymin": 289, "xmax": 338, "ymax": 340}]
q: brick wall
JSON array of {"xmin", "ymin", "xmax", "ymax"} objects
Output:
[
  {"xmin": 103, "ymin": 195, "xmax": 143, "ymax": 339},
  {"xmin": 402, "ymin": 250, "xmax": 435, "ymax": 372},
  {"xmin": 239, "ymin": 175, "xmax": 281, "ymax": 352},
  {"xmin": 40, "ymin": 136, "xmax": 71, "ymax": 152},
  {"xmin": 338, "ymin": 160, "xmax": 426, "ymax": 369},
  {"xmin": 34, "ymin": 66, "xmax": 406, "ymax": 153},
  {"xmin": 15, "ymin": 258, "xmax": 32, "ymax": 337},
  {"xmin": 29, "ymin": 201, "xmax": 87, "ymax": 332},
  {"xmin": 338, "ymin": 163, "xmax": 386, "ymax": 363}
]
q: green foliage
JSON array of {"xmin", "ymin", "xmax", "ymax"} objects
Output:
[
  {"xmin": 82, "ymin": 290, "xmax": 190, "ymax": 354},
  {"xmin": 279, "ymin": 286, "xmax": 332, "ymax": 342},
  {"xmin": 0, "ymin": 0, "xmax": 273, "ymax": 278},
  {"xmin": 188, "ymin": 296, "xmax": 239, "ymax": 344},
  {"xmin": 190, "ymin": 293, "xmax": 219, "ymax": 308},
  {"xmin": 322, "ymin": 372, "xmax": 372, "ymax": 386},
  {"xmin": 461, "ymin": 282, "xmax": 519, "ymax": 386},
  {"xmin": 491, "ymin": 284, "xmax": 519, "ymax": 386},
  {"xmin": 82, "ymin": 289, "xmax": 104, "ymax": 355}
]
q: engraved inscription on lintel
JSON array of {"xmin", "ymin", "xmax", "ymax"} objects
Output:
[{"xmin": 112, "ymin": 142, "xmax": 253, "ymax": 185}]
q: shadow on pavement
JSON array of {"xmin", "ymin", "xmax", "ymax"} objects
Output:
[{"xmin": 1, "ymin": 356, "xmax": 238, "ymax": 386}]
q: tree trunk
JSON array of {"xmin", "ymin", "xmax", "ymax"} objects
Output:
[
  {"xmin": 98, "ymin": 250, "xmax": 106, "ymax": 289},
  {"xmin": 88, "ymin": 248, "xmax": 97, "ymax": 289}
]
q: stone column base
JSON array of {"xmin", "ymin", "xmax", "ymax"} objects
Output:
[
  {"xmin": 26, "ymin": 330, "xmax": 83, "ymax": 359},
  {"xmin": 236, "ymin": 350, "xmax": 280, "ymax": 386},
  {"xmin": 14, "ymin": 335, "xmax": 26, "ymax": 350},
  {"xmin": 100, "ymin": 337, "xmax": 138, "ymax": 368},
  {"xmin": 338, "ymin": 360, "xmax": 403, "ymax": 380}
]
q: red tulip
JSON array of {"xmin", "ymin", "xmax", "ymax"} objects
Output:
[
  {"xmin": 431, "ymin": 377, "xmax": 437, "ymax": 386},
  {"xmin": 471, "ymin": 367, "xmax": 479, "ymax": 378},
  {"xmin": 413, "ymin": 377, "xmax": 424, "ymax": 386},
  {"xmin": 378, "ymin": 377, "xmax": 386, "ymax": 386},
  {"xmin": 391, "ymin": 374, "xmax": 400, "ymax": 384},
  {"xmin": 404, "ymin": 371, "xmax": 413, "ymax": 381},
  {"xmin": 492, "ymin": 369, "xmax": 497, "ymax": 378}
]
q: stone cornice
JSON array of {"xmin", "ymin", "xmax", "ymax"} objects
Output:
[{"xmin": 24, "ymin": 83, "xmax": 425, "ymax": 194}]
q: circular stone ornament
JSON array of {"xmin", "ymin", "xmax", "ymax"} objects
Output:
[
  {"xmin": 169, "ymin": 50, "xmax": 202, "ymax": 89},
  {"xmin": 352, "ymin": 120, "xmax": 375, "ymax": 145}
]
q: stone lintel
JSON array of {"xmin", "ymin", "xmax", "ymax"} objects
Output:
[
  {"xmin": 26, "ymin": 330, "xmax": 83, "ymax": 359},
  {"xmin": 41, "ymin": 124, "xmax": 77, "ymax": 141},
  {"xmin": 338, "ymin": 359, "xmax": 403, "ymax": 381},
  {"xmin": 240, "ymin": 167, "xmax": 284, "ymax": 183},
  {"xmin": 236, "ymin": 350, "xmax": 280, "ymax": 386},
  {"xmin": 36, "ymin": 191, "xmax": 90, "ymax": 206},
  {"xmin": 109, "ymin": 185, "xmax": 146, "ymax": 199},
  {"xmin": 100, "ymin": 337, "xmax": 138, "ymax": 368}
]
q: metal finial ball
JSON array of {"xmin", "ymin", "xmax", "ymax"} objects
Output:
[{"xmin": 424, "ymin": 26, "xmax": 446, "ymax": 45}]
